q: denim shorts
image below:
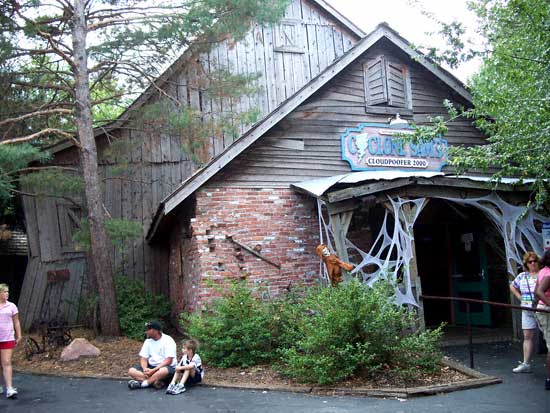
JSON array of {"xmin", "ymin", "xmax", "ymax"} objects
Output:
[{"xmin": 522, "ymin": 310, "xmax": 538, "ymax": 330}]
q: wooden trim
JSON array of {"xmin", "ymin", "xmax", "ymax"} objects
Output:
[
  {"xmin": 273, "ymin": 46, "xmax": 306, "ymax": 54},
  {"xmin": 310, "ymin": 0, "xmax": 365, "ymax": 39},
  {"xmin": 327, "ymin": 178, "xmax": 413, "ymax": 203}
]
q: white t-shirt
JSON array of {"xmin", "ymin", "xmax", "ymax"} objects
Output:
[{"xmin": 139, "ymin": 333, "xmax": 177, "ymax": 367}]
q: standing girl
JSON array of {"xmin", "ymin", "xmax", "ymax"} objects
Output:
[
  {"xmin": 510, "ymin": 252, "xmax": 540, "ymax": 373},
  {"xmin": 0, "ymin": 283, "xmax": 22, "ymax": 398}
]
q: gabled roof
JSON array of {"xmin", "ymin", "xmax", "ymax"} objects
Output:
[
  {"xmin": 45, "ymin": 0, "xmax": 364, "ymax": 155},
  {"xmin": 146, "ymin": 22, "xmax": 474, "ymax": 241}
]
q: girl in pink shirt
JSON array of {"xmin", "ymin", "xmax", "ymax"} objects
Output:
[{"xmin": 0, "ymin": 283, "xmax": 22, "ymax": 399}]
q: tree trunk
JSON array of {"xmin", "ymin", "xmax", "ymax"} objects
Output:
[{"xmin": 71, "ymin": 0, "xmax": 120, "ymax": 336}]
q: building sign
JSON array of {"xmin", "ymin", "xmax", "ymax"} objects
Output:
[
  {"xmin": 543, "ymin": 222, "xmax": 550, "ymax": 250},
  {"xmin": 341, "ymin": 123, "xmax": 448, "ymax": 172}
]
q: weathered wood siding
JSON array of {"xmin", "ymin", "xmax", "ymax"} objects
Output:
[
  {"xmin": 210, "ymin": 41, "xmax": 486, "ymax": 188},
  {"xmin": 18, "ymin": 0, "xmax": 359, "ymax": 327},
  {"xmin": 162, "ymin": 0, "xmax": 357, "ymax": 153}
]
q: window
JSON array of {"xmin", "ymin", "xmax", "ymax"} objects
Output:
[
  {"xmin": 363, "ymin": 55, "xmax": 412, "ymax": 114},
  {"xmin": 56, "ymin": 203, "xmax": 83, "ymax": 252},
  {"xmin": 274, "ymin": 19, "xmax": 305, "ymax": 54}
]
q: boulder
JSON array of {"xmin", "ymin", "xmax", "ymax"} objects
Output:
[{"xmin": 60, "ymin": 338, "xmax": 101, "ymax": 362}]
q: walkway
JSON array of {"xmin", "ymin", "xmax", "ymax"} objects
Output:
[{"xmin": 1, "ymin": 342, "xmax": 548, "ymax": 412}]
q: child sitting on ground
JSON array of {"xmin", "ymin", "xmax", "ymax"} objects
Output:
[{"xmin": 166, "ymin": 339, "xmax": 204, "ymax": 395}]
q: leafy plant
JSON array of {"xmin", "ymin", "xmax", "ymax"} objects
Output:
[
  {"xmin": 183, "ymin": 280, "xmax": 277, "ymax": 368},
  {"xmin": 73, "ymin": 218, "xmax": 142, "ymax": 253},
  {"xmin": 277, "ymin": 280, "xmax": 443, "ymax": 384},
  {"xmin": 183, "ymin": 279, "xmax": 443, "ymax": 383},
  {"xmin": 115, "ymin": 276, "xmax": 171, "ymax": 340}
]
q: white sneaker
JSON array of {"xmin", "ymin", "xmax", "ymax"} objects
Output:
[
  {"xmin": 6, "ymin": 387, "xmax": 17, "ymax": 399},
  {"xmin": 513, "ymin": 362, "xmax": 531, "ymax": 373},
  {"xmin": 172, "ymin": 383, "xmax": 186, "ymax": 394}
]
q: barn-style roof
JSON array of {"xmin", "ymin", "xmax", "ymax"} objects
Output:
[
  {"xmin": 46, "ymin": 0, "xmax": 365, "ymax": 155},
  {"xmin": 146, "ymin": 22, "xmax": 473, "ymax": 241}
]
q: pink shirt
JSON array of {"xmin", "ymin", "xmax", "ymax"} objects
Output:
[
  {"xmin": 537, "ymin": 267, "xmax": 550, "ymax": 304},
  {"xmin": 0, "ymin": 301, "xmax": 18, "ymax": 342}
]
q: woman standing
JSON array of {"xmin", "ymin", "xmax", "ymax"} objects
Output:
[
  {"xmin": 510, "ymin": 252, "xmax": 540, "ymax": 373},
  {"xmin": 0, "ymin": 283, "xmax": 21, "ymax": 398}
]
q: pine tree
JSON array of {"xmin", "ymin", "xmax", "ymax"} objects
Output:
[{"xmin": 0, "ymin": 0, "xmax": 290, "ymax": 335}]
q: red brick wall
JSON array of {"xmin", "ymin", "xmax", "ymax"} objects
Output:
[{"xmin": 182, "ymin": 187, "xmax": 321, "ymax": 312}]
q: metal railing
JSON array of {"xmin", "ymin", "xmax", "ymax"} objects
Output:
[{"xmin": 420, "ymin": 295, "xmax": 550, "ymax": 369}]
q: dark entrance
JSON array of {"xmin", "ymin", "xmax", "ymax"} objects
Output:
[
  {"xmin": 415, "ymin": 199, "xmax": 508, "ymax": 328},
  {"xmin": 0, "ymin": 229, "xmax": 29, "ymax": 304}
]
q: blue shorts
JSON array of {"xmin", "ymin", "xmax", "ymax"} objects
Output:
[
  {"xmin": 186, "ymin": 370, "xmax": 202, "ymax": 385},
  {"xmin": 133, "ymin": 363, "xmax": 176, "ymax": 381}
]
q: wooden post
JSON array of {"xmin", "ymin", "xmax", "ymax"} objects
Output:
[
  {"xmin": 402, "ymin": 202, "xmax": 426, "ymax": 331},
  {"xmin": 327, "ymin": 200, "xmax": 358, "ymax": 280}
]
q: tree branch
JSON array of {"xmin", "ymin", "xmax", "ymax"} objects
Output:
[
  {"xmin": 0, "ymin": 109, "xmax": 73, "ymax": 128},
  {"xmin": 1, "ymin": 128, "xmax": 80, "ymax": 147}
]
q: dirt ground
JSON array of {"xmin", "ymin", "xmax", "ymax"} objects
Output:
[{"xmin": 13, "ymin": 329, "xmax": 468, "ymax": 390}]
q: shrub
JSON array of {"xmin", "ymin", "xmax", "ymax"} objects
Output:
[
  {"xmin": 115, "ymin": 276, "xmax": 171, "ymax": 340},
  {"xmin": 277, "ymin": 280, "xmax": 443, "ymax": 384},
  {"xmin": 183, "ymin": 280, "xmax": 277, "ymax": 368},
  {"xmin": 181, "ymin": 278, "xmax": 443, "ymax": 384}
]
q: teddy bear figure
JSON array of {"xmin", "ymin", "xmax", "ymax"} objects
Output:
[{"xmin": 315, "ymin": 244, "xmax": 354, "ymax": 286}]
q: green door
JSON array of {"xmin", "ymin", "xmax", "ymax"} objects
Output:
[{"xmin": 452, "ymin": 230, "xmax": 491, "ymax": 326}]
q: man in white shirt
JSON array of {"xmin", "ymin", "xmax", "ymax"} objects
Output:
[{"xmin": 127, "ymin": 320, "xmax": 177, "ymax": 390}]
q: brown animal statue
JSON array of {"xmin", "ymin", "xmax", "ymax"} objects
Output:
[{"xmin": 315, "ymin": 244, "xmax": 354, "ymax": 286}]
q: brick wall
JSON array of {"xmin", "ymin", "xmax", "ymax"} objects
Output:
[{"xmin": 181, "ymin": 187, "xmax": 321, "ymax": 312}]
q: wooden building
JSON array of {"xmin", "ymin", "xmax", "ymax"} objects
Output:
[
  {"xmin": 17, "ymin": 0, "xmax": 364, "ymax": 328},
  {"xmin": 147, "ymin": 23, "xmax": 544, "ymax": 331},
  {"xmin": 18, "ymin": 1, "xmax": 545, "ymax": 331}
]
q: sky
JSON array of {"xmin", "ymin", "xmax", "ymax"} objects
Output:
[{"xmin": 326, "ymin": 0, "xmax": 482, "ymax": 82}]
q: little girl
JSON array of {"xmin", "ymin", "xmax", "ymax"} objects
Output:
[{"xmin": 166, "ymin": 339, "xmax": 203, "ymax": 395}]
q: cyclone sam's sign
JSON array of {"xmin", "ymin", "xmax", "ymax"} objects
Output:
[{"xmin": 341, "ymin": 123, "xmax": 448, "ymax": 172}]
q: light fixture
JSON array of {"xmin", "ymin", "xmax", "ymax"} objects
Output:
[{"xmin": 389, "ymin": 113, "xmax": 409, "ymax": 128}]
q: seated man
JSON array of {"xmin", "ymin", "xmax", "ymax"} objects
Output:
[{"xmin": 128, "ymin": 320, "xmax": 177, "ymax": 390}]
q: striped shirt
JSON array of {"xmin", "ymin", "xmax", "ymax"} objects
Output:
[
  {"xmin": 0, "ymin": 301, "xmax": 18, "ymax": 342},
  {"xmin": 512, "ymin": 272, "xmax": 538, "ymax": 305},
  {"xmin": 178, "ymin": 353, "xmax": 204, "ymax": 379}
]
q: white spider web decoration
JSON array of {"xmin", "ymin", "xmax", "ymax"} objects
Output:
[{"xmin": 317, "ymin": 192, "xmax": 548, "ymax": 306}]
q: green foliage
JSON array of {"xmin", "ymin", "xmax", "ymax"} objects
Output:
[
  {"xmin": 20, "ymin": 168, "xmax": 84, "ymax": 198},
  {"xmin": 184, "ymin": 280, "xmax": 443, "ymax": 383},
  {"xmin": 183, "ymin": 280, "xmax": 278, "ymax": 368},
  {"xmin": 73, "ymin": 217, "xmax": 142, "ymax": 252},
  {"xmin": 414, "ymin": 0, "xmax": 550, "ymax": 207},
  {"xmin": 115, "ymin": 276, "xmax": 171, "ymax": 340},
  {"xmin": 278, "ymin": 281, "xmax": 442, "ymax": 384},
  {"xmin": 0, "ymin": 144, "xmax": 49, "ymax": 213}
]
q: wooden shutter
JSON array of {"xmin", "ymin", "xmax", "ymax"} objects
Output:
[
  {"xmin": 385, "ymin": 60, "xmax": 409, "ymax": 107},
  {"xmin": 364, "ymin": 56, "xmax": 388, "ymax": 106}
]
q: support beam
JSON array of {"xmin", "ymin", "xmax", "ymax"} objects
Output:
[
  {"xmin": 326, "ymin": 200, "xmax": 358, "ymax": 281},
  {"xmin": 402, "ymin": 201, "xmax": 427, "ymax": 331}
]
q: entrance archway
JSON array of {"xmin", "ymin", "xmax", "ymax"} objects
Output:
[{"xmin": 415, "ymin": 199, "xmax": 509, "ymax": 328}]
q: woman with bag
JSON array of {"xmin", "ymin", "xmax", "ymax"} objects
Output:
[
  {"xmin": 0, "ymin": 283, "xmax": 21, "ymax": 399},
  {"xmin": 509, "ymin": 251, "xmax": 540, "ymax": 373}
]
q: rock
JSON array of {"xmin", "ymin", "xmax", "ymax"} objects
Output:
[{"xmin": 60, "ymin": 338, "xmax": 101, "ymax": 362}]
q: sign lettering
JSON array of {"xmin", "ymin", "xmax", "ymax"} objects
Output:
[{"xmin": 341, "ymin": 123, "xmax": 448, "ymax": 172}]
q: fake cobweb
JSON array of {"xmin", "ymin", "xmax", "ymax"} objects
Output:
[{"xmin": 317, "ymin": 192, "xmax": 547, "ymax": 306}]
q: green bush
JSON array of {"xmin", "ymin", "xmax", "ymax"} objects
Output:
[
  {"xmin": 115, "ymin": 276, "xmax": 171, "ymax": 340},
  {"xmin": 277, "ymin": 280, "xmax": 443, "ymax": 384},
  {"xmin": 183, "ymin": 280, "xmax": 277, "ymax": 368},
  {"xmin": 182, "ymin": 279, "xmax": 443, "ymax": 384}
]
